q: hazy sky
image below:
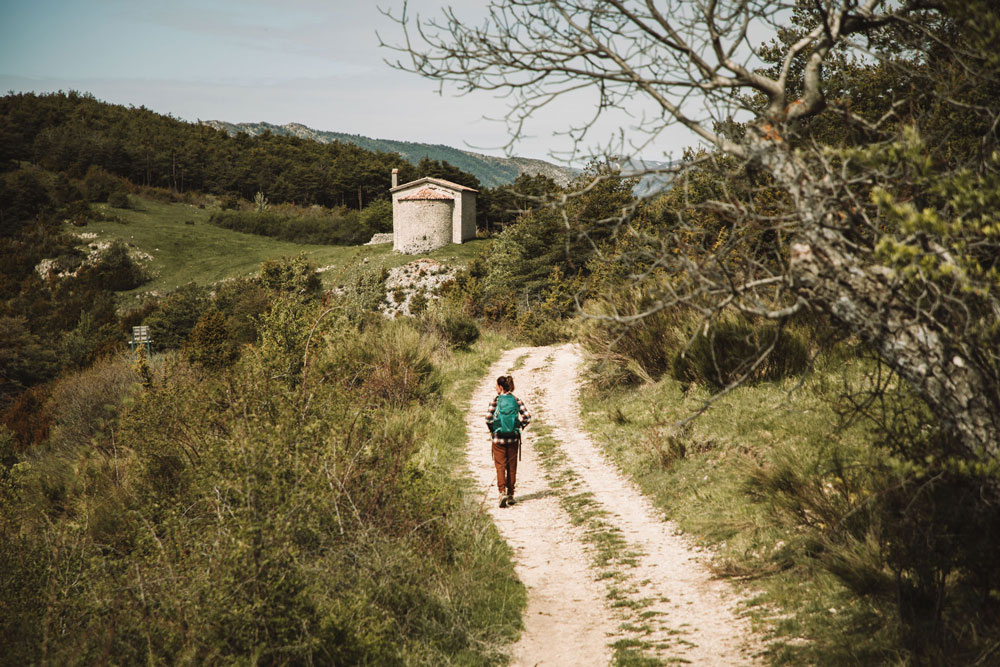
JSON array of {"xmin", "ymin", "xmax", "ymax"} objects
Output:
[{"xmin": 1, "ymin": 0, "xmax": 704, "ymax": 162}]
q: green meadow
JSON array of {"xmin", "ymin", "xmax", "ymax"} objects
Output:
[{"xmin": 82, "ymin": 197, "xmax": 490, "ymax": 295}]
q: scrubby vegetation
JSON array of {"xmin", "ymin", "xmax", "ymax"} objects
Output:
[
  {"xmin": 0, "ymin": 91, "xmax": 490, "ymax": 443},
  {"xmin": 0, "ymin": 258, "xmax": 524, "ymax": 664},
  {"xmin": 438, "ymin": 163, "xmax": 635, "ymax": 343},
  {"xmin": 5, "ymin": 3, "xmax": 1000, "ymax": 657}
]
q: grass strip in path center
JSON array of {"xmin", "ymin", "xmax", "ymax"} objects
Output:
[{"xmin": 527, "ymin": 380, "xmax": 686, "ymax": 666}]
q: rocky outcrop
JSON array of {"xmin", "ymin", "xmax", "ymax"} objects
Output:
[
  {"xmin": 365, "ymin": 233, "xmax": 393, "ymax": 246},
  {"xmin": 380, "ymin": 259, "xmax": 456, "ymax": 317}
]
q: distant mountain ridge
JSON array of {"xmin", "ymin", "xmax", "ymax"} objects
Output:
[{"xmin": 200, "ymin": 120, "xmax": 577, "ymax": 189}]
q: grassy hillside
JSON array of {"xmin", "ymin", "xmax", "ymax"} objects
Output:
[{"xmin": 82, "ymin": 197, "xmax": 489, "ymax": 295}]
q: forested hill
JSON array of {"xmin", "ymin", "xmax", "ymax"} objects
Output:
[
  {"xmin": 201, "ymin": 120, "xmax": 576, "ymax": 188},
  {"xmin": 0, "ymin": 91, "xmax": 481, "ymax": 209}
]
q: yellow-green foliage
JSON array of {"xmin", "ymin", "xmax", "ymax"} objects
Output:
[
  {"xmin": 258, "ymin": 253, "xmax": 322, "ymax": 298},
  {"xmin": 423, "ymin": 303, "xmax": 481, "ymax": 350},
  {"xmin": 184, "ymin": 310, "xmax": 239, "ymax": 369},
  {"xmin": 0, "ymin": 309, "xmax": 524, "ymax": 664},
  {"xmin": 841, "ymin": 132, "xmax": 1000, "ymax": 299}
]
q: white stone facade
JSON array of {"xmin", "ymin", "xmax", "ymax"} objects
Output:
[
  {"xmin": 390, "ymin": 176, "xmax": 478, "ymax": 254},
  {"xmin": 393, "ymin": 196, "xmax": 454, "ymax": 254}
]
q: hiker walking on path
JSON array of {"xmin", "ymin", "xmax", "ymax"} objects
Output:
[{"xmin": 486, "ymin": 375, "xmax": 531, "ymax": 508}]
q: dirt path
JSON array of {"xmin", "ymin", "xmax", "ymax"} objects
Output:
[{"xmin": 464, "ymin": 344, "xmax": 761, "ymax": 666}]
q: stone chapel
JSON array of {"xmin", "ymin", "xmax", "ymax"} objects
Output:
[{"xmin": 390, "ymin": 169, "xmax": 477, "ymax": 254}]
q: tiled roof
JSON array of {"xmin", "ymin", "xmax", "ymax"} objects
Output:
[
  {"xmin": 391, "ymin": 176, "xmax": 479, "ymax": 193},
  {"xmin": 399, "ymin": 187, "xmax": 455, "ymax": 201}
]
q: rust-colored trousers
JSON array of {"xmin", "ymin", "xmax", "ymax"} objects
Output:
[{"xmin": 491, "ymin": 439, "xmax": 519, "ymax": 494}]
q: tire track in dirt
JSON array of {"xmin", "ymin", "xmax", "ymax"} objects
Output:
[{"xmin": 465, "ymin": 344, "xmax": 760, "ymax": 665}]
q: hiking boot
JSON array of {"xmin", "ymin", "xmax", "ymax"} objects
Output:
[
  {"xmin": 506, "ymin": 492, "xmax": 515, "ymax": 506},
  {"xmin": 499, "ymin": 492, "xmax": 508, "ymax": 508}
]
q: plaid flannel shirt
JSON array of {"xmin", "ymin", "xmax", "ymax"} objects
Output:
[{"xmin": 486, "ymin": 393, "xmax": 531, "ymax": 446}]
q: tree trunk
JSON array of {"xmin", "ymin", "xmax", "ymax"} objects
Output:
[{"xmin": 753, "ymin": 135, "xmax": 1000, "ymax": 462}]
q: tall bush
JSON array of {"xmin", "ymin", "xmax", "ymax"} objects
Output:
[
  {"xmin": 671, "ymin": 314, "xmax": 809, "ymax": 388},
  {"xmin": 424, "ymin": 304, "xmax": 480, "ymax": 350},
  {"xmin": 81, "ymin": 165, "xmax": 124, "ymax": 203},
  {"xmin": 359, "ymin": 198, "xmax": 392, "ymax": 234},
  {"xmin": 79, "ymin": 239, "xmax": 147, "ymax": 291},
  {"xmin": 185, "ymin": 310, "xmax": 239, "ymax": 368},
  {"xmin": 258, "ymin": 254, "xmax": 322, "ymax": 299},
  {"xmin": 580, "ymin": 286, "xmax": 690, "ymax": 384},
  {"xmin": 44, "ymin": 356, "xmax": 139, "ymax": 455},
  {"xmin": 142, "ymin": 283, "xmax": 208, "ymax": 350}
]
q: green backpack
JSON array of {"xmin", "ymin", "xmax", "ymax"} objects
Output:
[{"xmin": 493, "ymin": 394, "xmax": 521, "ymax": 434}]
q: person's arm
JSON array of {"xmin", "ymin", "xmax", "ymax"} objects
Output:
[
  {"xmin": 516, "ymin": 397, "xmax": 531, "ymax": 430},
  {"xmin": 485, "ymin": 396, "xmax": 498, "ymax": 431}
]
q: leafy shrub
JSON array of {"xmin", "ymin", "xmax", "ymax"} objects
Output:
[
  {"xmin": 0, "ymin": 385, "xmax": 52, "ymax": 451},
  {"xmin": 79, "ymin": 239, "xmax": 147, "ymax": 291},
  {"xmin": 0, "ymin": 528, "xmax": 50, "ymax": 667},
  {"xmin": 142, "ymin": 283, "xmax": 209, "ymax": 350},
  {"xmin": 580, "ymin": 288, "xmax": 691, "ymax": 384},
  {"xmin": 517, "ymin": 309, "xmax": 567, "ymax": 346},
  {"xmin": 0, "ymin": 425, "xmax": 16, "ymax": 470},
  {"xmin": 211, "ymin": 277, "xmax": 271, "ymax": 344},
  {"xmin": 671, "ymin": 314, "xmax": 809, "ymax": 388},
  {"xmin": 584, "ymin": 294, "xmax": 810, "ymax": 389},
  {"xmin": 256, "ymin": 297, "xmax": 313, "ymax": 384},
  {"xmin": 427, "ymin": 306, "xmax": 480, "ymax": 349},
  {"xmin": 45, "ymin": 356, "xmax": 139, "ymax": 454},
  {"xmin": 409, "ymin": 288, "xmax": 429, "ymax": 315},
  {"xmin": 358, "ymin": 198, "xmax": 392, "ymax": 233},
  {"xmin": 748, "ymin": 394, "xmax": 1000, "ymax": 663},
  {"xmin": 253, "ymin": 190, "xmax": 269, "ymax": 212},
  {"xmin": 59, "ymin": 199, "xmax": 95, "ymax": 226},
  {"xmin": 106, "ymin": 190, "xmax": 130, "ymax": 209},
  {"xmin": 0, "ymin": 294, "xmax": 524, "ymax": 664},
  {"xmin": 58, "ymin": 309, "xmax": 120, "ymax": 369},
  {"xmin": 258, "ymin": 254, "xmax": 321, "ymax": 299},
  {"xmin": 185, "ymin": 310, "xmax": 239, "ymax": 368},
  {"xmin": 81, "ymin": 165, "xmax": 123, "ymax": 203},
  {"xmin": 343, "ymin": 263, "xmax": 388, "ymax": 316},
  {"xmin": 0, "ymin": 316, "xmax": 61, "ymax": 403},
  {"xmin": 317, "ymin": 318, "xmax": 442, "ymax": 408},
  {"xmin": 209, "ymin": 203, "xmax": 382, "ymax": 246},
  {"xmin": 132, "ymin": 186, "xmax": 188, "ymax": 204},
  {"xmin": 0, "ymin": 167, "xmax": 52, "ymax": 235}
]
